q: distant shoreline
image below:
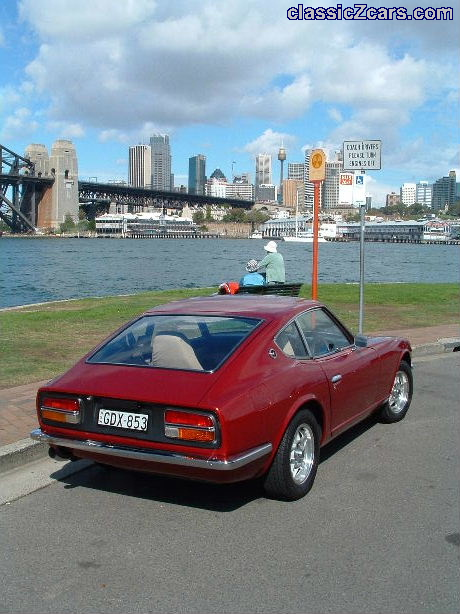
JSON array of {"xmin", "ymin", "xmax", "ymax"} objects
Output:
[{"xmin": 2, "ymin": 234, "xmax": 459, "ymax": 245}]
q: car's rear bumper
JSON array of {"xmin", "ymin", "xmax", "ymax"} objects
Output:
[{"xmin": 30, "ymin": 428, "xmax": 272, "ymax": 482}]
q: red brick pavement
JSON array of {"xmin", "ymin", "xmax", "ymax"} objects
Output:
[{"xmin": 0, "ymin": 324, "xmax": 458, "ymax": 448}]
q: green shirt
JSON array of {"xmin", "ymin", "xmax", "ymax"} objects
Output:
[{"xmin": 258, "ymin": 252, "xmax": 285, "ymax": 283}]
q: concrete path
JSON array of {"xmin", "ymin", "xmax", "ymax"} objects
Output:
[{"xmin": 1, "ymin": 324, "xmax": 458, "ymax": 473}]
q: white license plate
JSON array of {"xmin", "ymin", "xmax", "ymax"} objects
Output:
[{"xmin": 98, "ymin": 409, "xmax": 148, "ymax": 432}]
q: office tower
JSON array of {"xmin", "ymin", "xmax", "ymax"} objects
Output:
[
  {"xmin": 432, "ymin": 171, "xmax": 456, "ymax": 211},
  {"xmin": 256, "ymin": 184, "xmax": 277, "ymax": 202},
  {"xmin": 150, "ymin": 134, "xmax": 172, "ymax": 191},
  {"xmin": 188, "ymin": 154, "xmax": 207, "ymax": 195},
  {"xmin": 416, "ymin": 181, "xmax": 432, "ymax": 207},
  {"xmin": 226, "ymin": 182, "xmax": 255, "ymax": 201},
  {"xmin": 283, "ymin": 179, "xmax": 304, "ymax": 210},
  {"xmin": 323, "ymin": 159, "xmax": 343, "ymax": 211},
  {"xmin": 205, "ymin": 168, "xmax": 227, "ymax": 198},
  {"xmin": 288, "ymin": 162, "xmax": 305, "ymax": 181},
  {"xmin": 255, "ymin": 154, "xmax": 272, "ymax": 198},
  {"xmin": 303, "ymin": 150, "xmax": 314, "ymax": 211},
  {"xmin": 129, "ymin": 145, "xmax": 151, "ymax": 188},
  {"xmin": 400, "ymin": 183, "xmax": 416, "ymax": 206}
]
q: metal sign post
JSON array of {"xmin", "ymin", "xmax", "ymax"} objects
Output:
[
  {"xmin": 342, "ymin": 140, "xmax": 382, "ymax": 334},
  {"xmin": 309, "ymin": 149, "xmax": 326, "ymax": 300},
  {"xmin": 312, "ymin": 181, "xmax": 321, "ymax": 299},
  {"xmin": 358, "ymin": 201, "xmax": 366, "ymax": 333}
]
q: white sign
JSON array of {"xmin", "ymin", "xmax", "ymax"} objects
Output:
[
  {"xmin": 338, "ymin": 173, "xmax": 354, "ymax": 206},
  {"xmin": 353, "ymin": 173, "xmax": 366, "ymax": 204},
  {"xmin": 343, "ymin": 140, "xmax": 381, "ymax": 170}
]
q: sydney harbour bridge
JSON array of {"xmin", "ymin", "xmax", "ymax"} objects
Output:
[{"xmin": 0, "ymin": 143, "xmax": 253, "ymax": 233}]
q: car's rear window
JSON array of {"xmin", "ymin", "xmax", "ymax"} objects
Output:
[{"xmin": 87, "ymin": 314, "xmax": 262, "ymax": 371}]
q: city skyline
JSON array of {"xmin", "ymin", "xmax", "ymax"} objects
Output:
[{"xmin": 0, "ymin": 0, "xmax": 458, "ymax": 206}]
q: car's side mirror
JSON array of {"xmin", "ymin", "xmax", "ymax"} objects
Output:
[{"xmin": 354, "ymin": 334, "xmax": 368, "ymax": 348}]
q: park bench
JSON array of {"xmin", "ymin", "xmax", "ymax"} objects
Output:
[{"xmin": 237, "ymin": 283, "xmax": 303, "ymax": 297}]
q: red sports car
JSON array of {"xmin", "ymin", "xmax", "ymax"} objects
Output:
[{"xmin": 31, "ymin": 295, "xmax": 413, "ymax": 500}]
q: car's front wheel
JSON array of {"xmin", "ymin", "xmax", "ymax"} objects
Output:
[
  {"xmin": 378, "ymin": 360, "xmax": 413, "ymax": 423},
  {"xmin": 263, "ymin": 409, "xmax": 321, "ymax": 501}
]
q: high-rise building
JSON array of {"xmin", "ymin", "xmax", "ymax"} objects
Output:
[
  {"xmin": 400, "ymin": 183, "xmax": 416, "ymax": 206},
  {"xmin": 303, "ymin": 150, "xmax": 314, "ymax": 211},
  {"xmin": 415, "ymin": 181, "xmax": 432, "ymax": 207},
  {"xmin": 188, "ymin": 154, "xmax": 207, "ymax": 195},
  {"xmin": 288, "ymin": 162, "xmax": 305, "ymax": 181},
  {"xmin": 323, "ymin": 160, "xmax": 343, "ymax": 211},
  {"xmin": 432, "ymin": 171, "xmax": 456, "ymax": 211},
  {"xmin": 256, "ymin": 184, "xmax": 277, "ymax": 202},
  {"xmin": 150, "ymin": 134, "xmax": 172, "ymax": 191},
  {"xmin": 129, "ymin": 145, "xmax": 151, "ymax": 188},
  {"xmin": 282, "ymin": 179, "xmax": 304, "ymax": 210},
  {"xmin": 255, "ymin": 154, "xmax": 272, "ymax": 198}
]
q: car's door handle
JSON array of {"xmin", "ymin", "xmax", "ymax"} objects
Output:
[{"xmin": 331, "ymin": 374, "xmax": 342, "ymax": 384}]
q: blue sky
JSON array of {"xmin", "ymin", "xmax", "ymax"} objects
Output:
[{"xmin": 0, "ymin": 0, "xmax": 458, "ymax": 205}]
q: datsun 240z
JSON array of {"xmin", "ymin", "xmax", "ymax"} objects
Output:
[{"xmin": 31, "ymin": 295, "xmax": 413, "ymax": 500}]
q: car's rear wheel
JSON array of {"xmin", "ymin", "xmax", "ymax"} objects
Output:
[
  {"xmin": 263, "ymin": 409, "xmax": 321, "ymax": 501},
  {"xmin": 378, "ymin": 361, "xmax": 413, "ymax": 423}
]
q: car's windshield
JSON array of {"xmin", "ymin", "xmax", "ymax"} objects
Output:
[{"xmin": 87, "ymin": 314, "xmax": 262, "ymax": 371}]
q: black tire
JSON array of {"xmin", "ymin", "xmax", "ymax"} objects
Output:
[
  {"xmin": 263, "ymin": 409, "xmax": 321, "ymax": 501},
  {"xmin": 378, "ymin": 361, "xmax": 413, "ymax": 423}
]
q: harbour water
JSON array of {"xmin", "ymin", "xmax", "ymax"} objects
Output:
[{"xmin": 1, "ymin": 237, "xmax": 458, "ymax": 309}]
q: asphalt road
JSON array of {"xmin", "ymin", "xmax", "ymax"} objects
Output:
[{"xmin": 1, "ymin": 353, "xmax": 459, "ymax": 614}]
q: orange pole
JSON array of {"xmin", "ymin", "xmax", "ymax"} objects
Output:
[{"xmin": 312, "ymin": 180, "xmax": 321, "ymax": 300}]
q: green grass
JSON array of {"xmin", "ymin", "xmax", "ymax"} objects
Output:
[{"xmin": 0, "ymin": 283, "xmax": 458, "ymax": 389}]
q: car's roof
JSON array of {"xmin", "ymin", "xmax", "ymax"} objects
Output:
[{"xmin": 144, "ymin": 295, "xmax": 322, "ymax": 319}]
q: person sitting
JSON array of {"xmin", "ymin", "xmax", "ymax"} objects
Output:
[
  {"xmin": 256, "ymin": 241, "xmax": 285, "ymax": 285},
  {"xmin": 240, "ymin": 259, "xmax": 265, "ymax": 287}
]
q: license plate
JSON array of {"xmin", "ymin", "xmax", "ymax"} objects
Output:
[{"xmin": 98, "ymin": 409, "xmax": 148, "ymax": 432}]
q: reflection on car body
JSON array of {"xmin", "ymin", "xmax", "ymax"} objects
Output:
[{"xmin": 31, "ymin": 295, "xmax": 413, "ymax": 500}]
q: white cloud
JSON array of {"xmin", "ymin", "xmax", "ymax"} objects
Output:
[
  {"xmin": 18, "ymin": 0, "xmax": 157, "ymax": 40},
  {"xmin": 243, "ymin": 129, "xmax": 297, "ymax": 157},
  {"xmin": 328, "ymin": 108, "xmax": 342, "ymax": 123},
  {"xmin": 46, "ymin": 121, "xmax": 85, "ymax": 139},
  {"xmin": 0, "ymin": 107, "xmax": 39, "ymax": 140}
]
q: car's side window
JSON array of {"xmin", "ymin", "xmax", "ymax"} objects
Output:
[
  {"xmin": 275, "ymin": 321, "xmax": 309, "ymax": 359},
  {"xmin": 296, "ymin": 309, "xmax": 353, "ymax": 357}
]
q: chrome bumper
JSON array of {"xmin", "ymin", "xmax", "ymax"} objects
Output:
[{"xmin": 30, "ymin": 429, "xmax": 272, "ymax": 472}]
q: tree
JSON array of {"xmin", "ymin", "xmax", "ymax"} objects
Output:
[
  {"xmin": 59, "ymin": 213, "xmax": 76, "ymax": 234},
  {"xmin": 245, "ymin": 209, "xmax": 270, "ymax": 224},
  {"xmin": 193, "ymin": 210, "xmax": 205, "ymax": 225},
  {"xmin": 205, "ymin": 205, "xmax": 213, "ymax": 221},
  {"xmin": 446, "ymin": 200, "xmax": 460, "ymax": 218},
  {"xmin": 223, "ymin": 208, "xmax": 246, "ymax": 222}
]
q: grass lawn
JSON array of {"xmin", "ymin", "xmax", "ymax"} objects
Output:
[{"xmin": 0, "ymin": 283, "xmax": 458, "ymax": 389}]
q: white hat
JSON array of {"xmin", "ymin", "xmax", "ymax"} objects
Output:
[{"xmin": 264, "ymin": 240, "xmax": 277, "ymax": 253}]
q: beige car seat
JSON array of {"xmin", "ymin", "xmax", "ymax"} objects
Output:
[{"xmin": 151, "ymin": 334, "xmax": 202, "ymax": 370}]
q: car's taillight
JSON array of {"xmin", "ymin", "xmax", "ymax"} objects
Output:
[
  {"xmin": 164, "ymin": 409, "xmax": 216, "ymax": 443},
  {"xmin": 40, "ymin": 396, "xmax": 81, "ymax": 424}
]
